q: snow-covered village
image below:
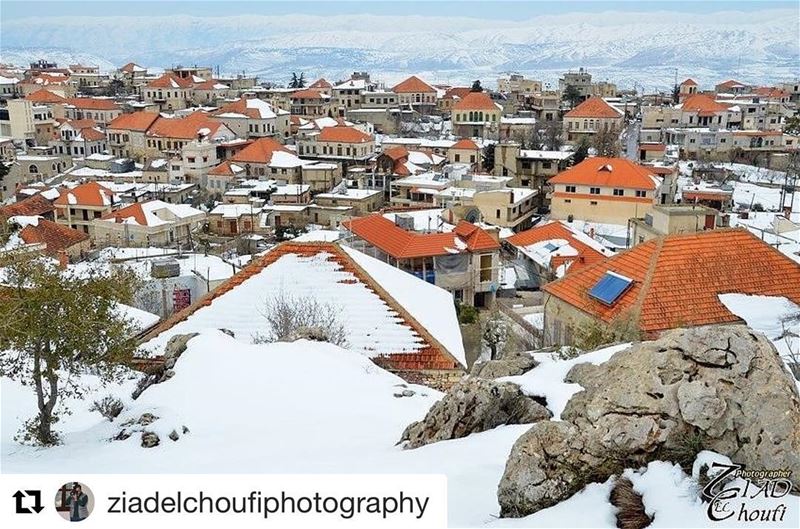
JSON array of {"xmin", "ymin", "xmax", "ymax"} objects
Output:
[{"xmin": 0, "ymin": 1, "xmax": 799, "ymax": 527}]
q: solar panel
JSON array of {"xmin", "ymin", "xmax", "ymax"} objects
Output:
[
  {"xmin": 588, "ymin": 271, "xmax": 633, "ymax": 305},
  {"xmin": 544, "ymin": 242, "xmax": 560, "ymax": 252}
]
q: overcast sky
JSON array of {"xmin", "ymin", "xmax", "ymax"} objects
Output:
[{"xmin": 2, "ymin": 0, "xmax": 796, "ymax": 20}]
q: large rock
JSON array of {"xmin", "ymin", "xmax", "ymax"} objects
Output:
[
  {"xmin": 471, "ymin": 353, "xmax": 538, "ymax": 379},
  {"xmin": 400, "ymin": 376, "xmax": 551, "ymax": 449},
  {"xmin": 132, "ymin": 333, "xmax": 198, "ymax": 399},
  {"xmin": 498, "ymin": 325, "xmax": 800, "ymax": 518}
]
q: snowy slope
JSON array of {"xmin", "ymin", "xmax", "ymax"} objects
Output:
[{"xmin": 2, "ymin": 9, "xmax": 797, "ymax": 87}]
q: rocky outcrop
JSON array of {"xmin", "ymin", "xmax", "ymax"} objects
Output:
[
  {"xmin": 471, "ymin": 353, "xmax": 538, "ymax": 379},
  {"xmin": 400, "ymin": 376, "xmax": 551, "ymax": 449},
  {"xmin": 132, "ymin": 333, "xmax": 198, "ymax": 399},
  {"xmin": 498, "ymin": 325, "xmax": 800, "ymax": 518}
]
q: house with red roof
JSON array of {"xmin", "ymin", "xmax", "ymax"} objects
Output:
[
  {"xmin": 677, "ymin": 93, "xmax": 731, "ymax": 127},
  {"xmin": 190, "ymin": 79, "xmax": 231, "ymax": 105},
  {"xmin": 289, "ymin": 88, "xmax": 333, "ymax": 117},
  {"xmin": 548, "ymin": 157, "xmax": 664, "ymax": 225},
  {"xmin": 297, "ymin": 125, "xmax": 375, "ymax": 164},
  {"xmin": 143, "ymin": 73, "xmax": 194, "ymax": 111},
  {"xmin": 506, "ymin": 220, "xmax": 612, "ymax": 283},
  {"xmin": 3, "ymin": 216, "xmax": 90, "ymax": 261},
  {"xmin": 447, "ymin": 138, "xmax": 482, "ymax": 166},
  {"xmin": 678, "ymin": 78, "xmax": 698, "ymax": 100},
  {"xmin": 106, "ymin": 111, "xmax": 160, "ymax": 158},
  {"xmin": 63, "ymin": 97, "xmax": 122, "ymax": 126},
  {"xmin": 117, "ymin": 62, "xmax": 148, "ymax": 86},
  {"xmin": 139, "ymin": 241, "xmax": 467, "ymax": 388},
  {"xmin": 541, "ymin": 229, "xmax": 800, "ymax": 346},
  {"xmin": 213, "ymin": 97, "xmax": 290, "ymax": 139},
  {"xmin": 715, "ymin": 79, "xmax": 750, "ymax": 96},
  {"xmin": 391, "ymin": 75, "xmax": 437, "ymax": 113},
  {"xmin": 53, "ymin": 181, "xmax": 120, "ymax": 236},
  {"xmin": 451, "ymin": 91, "xmax": 503, "ymax": 139},
  {"xmin": 230, "ymin": 137, "xmax": 307, "ymax": 181},
  {"xmin": 51, "ymin": 118, "xmax": 108, "ymax": 157},
  {"xmin": 562, "ymin": 96, "xmax": 624, "ymax": 143},
  {"xmin": 93, "ymin": 199, "xmax": 205, "ymax": 247},
  {"xmin": 144, "ymin": 112, "xmax": 235, "ymax": 155},
  {"xmin": 344, "ymin": 214, "xmax": 502, "ymax": 306}
]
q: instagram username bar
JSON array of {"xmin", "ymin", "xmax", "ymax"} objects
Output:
[{"xmin": 107, "ymin": 490, "xmax": 431, "ymax": 520}]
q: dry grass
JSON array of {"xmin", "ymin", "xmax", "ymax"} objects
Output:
[{"xmin": 610, "ymin": 477, "xmax": 653, "ymax": 529}]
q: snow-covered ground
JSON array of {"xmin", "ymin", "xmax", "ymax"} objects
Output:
[{"xmin": 3, "ymin": 297, "xmax": 799, "ymax": 526}]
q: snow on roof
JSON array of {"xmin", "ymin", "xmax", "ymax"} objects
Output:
[
  {"xmin": 140, "ymin": 244, "xmax": 466, "ymax": 367},
  {"xmin": 272, "ymin": 184, "xmax": 310, "ymax": 196},
  {"xmin": 519, "ymin": 150, "xmax": 574, "ymax": 161},
  {"xmin": 292, "ymin": 230, "xmax": 343, "ymax": 242},
  {"xmin": 98, "ymin": 200, "xmax": 204, "ymax": 227},
  {"xmin": 210, "ymin": 204, "xmax": 261, "ymax": 218},
  {"xmin": 315, "ymin": 189, "xmax": 381, "ymax": 200}
]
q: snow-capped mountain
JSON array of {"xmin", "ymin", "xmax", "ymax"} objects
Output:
[{"xmin": 1, "ymin": 10, "xmax": 797, "ymax": 88}]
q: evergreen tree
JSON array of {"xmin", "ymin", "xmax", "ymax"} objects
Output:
[
  {"xmin": 573, "ymin": 137, "xmax": 591, "ymax": 164},
  {"xmin": 562, "ymin": 85, "xmax": 582, "ymax": 109},
  {"xmin": 482, "ymin": 143, "xmax": 495, "ymax": 172},
  {"xmin": 471, "ymin": 79, "xmax": 483, "ymax": 92},
  {"xmin": 289, "ymin": 72, "xmax": 299, "ymax": 88},
  {"xmin": 298, "ymin": 72, "xmax": 306, "ymax": 88},
  {"xmin": 0, "ymin": 255, "xmax": 141, "ymax": 445},
  {"xmin": 671, "ymin": 84, "xmax": 680, "ymax": 104}
]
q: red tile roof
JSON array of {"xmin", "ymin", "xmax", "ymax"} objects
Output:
[
  {"xmin": 146, "ymin": 73, "xmax": 193, "ymax": 89},
  {"xmin": 18, "ymin": 218, "xmax": 88, "ymax": 255},
  {"xmin": 25, "ymin": 89, "xmax": 67, "ymax": 104},
  {"xmin": 453, "ymin": 91, "xmax": 499, "ymax": 111},
  {"xmin": 290, "ymin": 88, "xmax": 329, "ymax": 100},
  {"xmin": 230, "ymin": 137, "xmax": 292, "ymax": 164},
  {"xmin": 345, "ymin": 214, "xmax": 499, "ymax": 259},
  {"xmin": 308, "ymin": 78, "xmax": 332, "ymax": 89},
  {"xmin": 548, "ymin": 157, "xmax": 660, "ymax": 190},
  {"xmin": 0, "ymin": 195, "xmax": 55, "ymax": 218},
  {"xmin": 146, "ymin": 112, "xmax": 225, "ymax": 140},
  {"xmin": 66, "ymin": 97, "xmax": 120, "ymax": 110},
  {"xmin": 119, "ymin": 62, "xmax": 145, "ymax": 73},
  {"xmin": 317, "ymin": 126, "xmax": 373, "ymax": 143},
  {"xmin": 717, "ymin": 79, "xmax": 747, "ymax": 90},
  {"xmin": 639, "ymin": 143, "xmax": 666, "ymax": 152},
  {"xmin": 452, "ymin": 138, "xmax": 480, "ymax": 150},
  {"xmin": 107, "ymin": 111, "xmax": 160, "ymax": 131},
  {"xmin": 100, "ymin": 202, "xmax": 147, "ymax": 225},
  {"xmin": 53, "ymin": 181, "xmax": 115, "ymax": 208},
  {"xmin": 443, "ymin": 87, "xmax": 472, "ymax": 100},
  {"xmin": 543, "ymin": 229, "xmax": 800, "ymax": 334},
  {"xmin": 141, "ymin": 242, "xmax": 464, "ymax": 373},
  {"xmin": 681, "ymin": 78, "xmax": 698, "ymax": 86},
  {"xmin": 392, "ymin": 75, "xmax": 436, "ymax": 94},
  {"xmin": 208, "ymin": 160, "xmax": 246, "ymax": 176},
  {"xmin": 507, "ymin": 221, "xmax": 610, "ymax": 275},
  {"xmin": 680, "ymin": 93, "xmax": 729, "ymax": 114},
  {"xmin": 564, "ymin": 96, "xmax": 622, "ymax": 119}
]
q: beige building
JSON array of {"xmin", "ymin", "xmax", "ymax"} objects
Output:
[
  {"xmin": 498, "ymin": 74, "xmax": 542, "ymax": 95},
  {"xmin": 106, "ymin": 111, "xmax": 160, "ymax": 158},
  {"xmin": 93, "ymin": 200, "xmax": 206, "ymax": 246},
  {"xmin": 214, "ymin": 97, "xmax": 291, "ymax": 139},
  {"xmin": 297, "ymin": 125, "xmax": 374, "ymax": 163},
  {"xmin": 563, "ymin": 96, "xmax": 624, "ymax": 143},
  {"xmin": 314, "ymin": 188, "xmax": 383, "ymax": 217},
  {"xmin": 548, "ymin": 157, "xmax": 663, "ymax": 225},
  {"xmin": 392, "ymin": 75, "xmax": 438, "ymax": 113},
  {"xmin": 290, "ymin": 89, "xmax": 334, "ymax": 117},
  {"xmin": 473, "ymin": 187, "xmax": 537, "ymax": 231},
  {"xmin": 630, "ymin": 203, "xmax": 724, "ymax": 245},
  {"xmin": 208, "ymin": 204, "xmax": 262, "ymax": 236},
  {"xmin": 452, "ymin": 92, "xmax": 502, "ymax": 139},
  {"xmin": 53, "ymin": 181, "xmax": 120, "ymax": 236},
  {"xmin": 143, "ymin": 74, "xmax": 194, "ymax": 111}
]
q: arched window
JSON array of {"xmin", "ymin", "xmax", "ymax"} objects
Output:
[{"xmin": 28, "ymin": 164, "xmax": 39, "ymax": 174}]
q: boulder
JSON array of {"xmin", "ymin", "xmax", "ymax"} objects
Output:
[
  {"xmin": 133, "ymin": 333, "xmax": 198, "ymax": 399},
  {"xmin": 141, "ymin": 431, "xmax": 160, "ymax": 448},
  {"xmin": 400, "ymin": 376, "xmax": 551, "ymax": 449},
  {"xmin": 498, "ymin": 325, "xmax": 800, "ymax": 518},
  {"xmin": 471, "ymin": 353, "xmax": 538, "ymax": 379}
]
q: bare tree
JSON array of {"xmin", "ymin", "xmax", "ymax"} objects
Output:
[
  {"xmin": 253, "ymin": 291, "xmax": 348, "ymax": 347},
  {"xmin": 482, "ymin": 310, "xmax": 508, "ymax": 360}
]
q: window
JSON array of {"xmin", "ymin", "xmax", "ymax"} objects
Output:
[
  {"xmin": 479, "ymin": 254, "xmax": 493, "ymax": 282},
  {"xmin": 496, "ymin": 209, "xmax": 501, "ymax": 219},
  {"xmin": 590, "ymin": 201, "xmax": 598, "ymax": 205},
  {"xmin": 590, "ymin": 187, "xmax": 600, "ymax": 195},
  {"xmin": 613, "ymin": 188, "xmax": 624, "ymax": 196},
  {"xmin": 542, "ymin": 162, "xmax": 552, "ymax": 169},
  {"xmin": 635, "ymin": 190, "xmax": 647, "ymax": 198},
  {"xmin": 564, "ymin": 199, "xmax": 571, "ymax": 203},
  {"xmin": 565, "ymin": 185, "xmax": 576, "ymax": 193}
]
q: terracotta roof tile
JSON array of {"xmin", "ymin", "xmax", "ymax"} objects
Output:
[
  {"xmin": 0, "ymin": 195, "xmax": 55, "ymax": 218},
  {"xmin": 308, "ymin": 78, "xmax": 332, "ymax": 89},
  {"xmin": 230, "ymin": 137, "xmax": 292, "ymax": 164},
  {"xmin": 345, "ymin": 214, "xmax": 499, "ymax": 259},
  {"xmin": 564, "ymin": 96, "xmax": 622, "ymax": 119},
  {"xmin": 18, "ymin": 219, "xmax": 88, "ymax": 255},
  {"xmin": 107, "ymin": 111, "xmax": 160, "ymax": 132},
  {"xmin": 453, "ymin": 92, "xmax": 499, "ymax": 111},
  {"xmin": 317, "ymin": 126, "xmax": 373, "ymax": 143},
  {"xmin": 146, "ymin": 112, "xmax": 224, "ymax": 140},
  {"xmin": 140, "ymin": 242, "xmax": 464, "ymax": 374},
  {"xmin": 53, "ymin": 181, "xmax": 116, "ymax": 207},
  {"xmin": 543, "ymin": 229, "xmax": 800, "ymax": 333},
  {"xmin": 452, "ymin": 138, "xmax": 480, "ymax": 150},
  {"xmin": 25, "ymin": 89, "xmax": 67, "ymax": 104},
  {"xmin": 65, "ymin": 97, "xmax": 120, "ymax": 110},
  {"xmin": 548, "ymin": 157, "xmax": 660, "ymax": 189},
  {"xmin": 680, "ymin": 94, "xmax": 729, "ymax": 114},
  {"xmin": 146, "ymin": 73, "xmax": 193, "ymax": 89},
  {"xmin": 392, "ymin": 75, "xmax": 436, "ymax": 94},
  {"xmin": 290, "ymin": 88, "xmax": 330, "ymax": 100}
]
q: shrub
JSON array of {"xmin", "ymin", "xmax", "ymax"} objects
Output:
[
  {"xmin": 254, "ymin": 291, "xmax": 347, "ymax": 347},
  {"xmin": 90, "ymin": 395, "xmax": 125, "ymax": 422}
]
